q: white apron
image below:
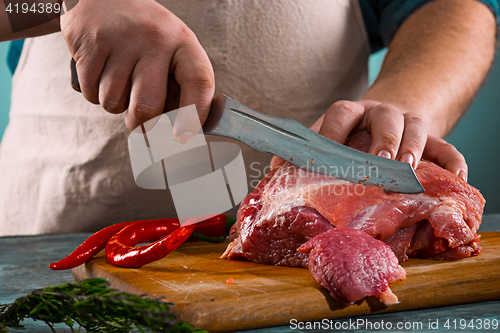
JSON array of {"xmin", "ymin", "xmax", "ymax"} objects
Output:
[{"xmin": 0, "ymin": 0, "xmax": 370, "ymax": 235}]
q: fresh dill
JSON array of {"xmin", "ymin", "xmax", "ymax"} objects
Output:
[{"xmin": 0, "ymin": 278, "xmax": 206, "ymax": 333}]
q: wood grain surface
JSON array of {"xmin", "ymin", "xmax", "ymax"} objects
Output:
[{"xmin": 72, "ymin": 232, "xmax": 500, "ymax": 332}]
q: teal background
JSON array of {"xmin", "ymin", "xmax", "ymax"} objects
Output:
[
  {"xmin": 0, "ymin": 42, "xmax": 499, "ymax": 213},
  {"xmin": 0, "ymin": 42, "xmax": 11, "ymax": 141}
]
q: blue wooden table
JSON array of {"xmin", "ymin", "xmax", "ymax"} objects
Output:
[{"xmin": 1, "ymin": 215, "xmax": 499, "ymax": 333}]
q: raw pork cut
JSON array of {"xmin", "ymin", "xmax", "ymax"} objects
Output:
[{"xmin": 222, "ymin": 132, "xmax": 485, "ymax": 305}]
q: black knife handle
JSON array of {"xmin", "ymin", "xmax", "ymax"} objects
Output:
[
  {"xmin": 70, "ymin": 58, "xmax": 181, "ymax": 112},
  {"xmin": 70, "ymin": 58, "xmax": 81, "ymax": 92}
]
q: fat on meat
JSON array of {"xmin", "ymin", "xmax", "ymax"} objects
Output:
[{"xmin": 222, "ymin": 132, "xmax": 485, "ymax": 305}]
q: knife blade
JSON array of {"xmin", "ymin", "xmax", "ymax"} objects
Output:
[{"xmin": 203, "ymin": 95, "xmax": 424, "ymax": 194}]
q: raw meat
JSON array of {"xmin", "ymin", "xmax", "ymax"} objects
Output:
[
  {"xmin": 222, "ymin": 206, "xmax": 334, "ymax": 267},
  {"xmin": 298, "ymin": 228, "xmax": 406, "ymax": 306},
  {"xmin": 383, "ymin": 223, "xmax": 420, "ymax": 262},
  {"xmin": 223, "ymin": 132, "xmax": 485, "ymax": 305}
]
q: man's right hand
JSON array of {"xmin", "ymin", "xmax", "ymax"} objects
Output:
[{"xmin": 60, "ymin": 0, "xmax": 215, "ymax": 132}]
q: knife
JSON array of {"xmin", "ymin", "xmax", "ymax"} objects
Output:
[
  {"xmin": 70, "ymin": 60, "xmax": 424, "ymax": 193},
  {"xmin": 204, "ymin": 95, "xmax": 424, "ymax": 194}
]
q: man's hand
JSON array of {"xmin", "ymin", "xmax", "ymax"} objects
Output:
[
  {"xmin": 270, "ymin": 100, "xmax": 468, "ymax": 181},
  {"xmin": 312, "ymin": 100, "xmax": 467, "ymax": 180},
  {"xmin": 271, "ymin": 0, "xmax": 496, "ymax": 181},
  {"xmin": 313, "ymin": 100, "xmax": 427, "ymax": 169},
  {"xmin": 60, "ymin": 0, "xmax": 215, "ymax": 132}
]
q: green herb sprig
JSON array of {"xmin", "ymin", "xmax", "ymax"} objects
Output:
[{"xmin": 0, "ymin": 278, "xmax": 206, "ymax": 333}]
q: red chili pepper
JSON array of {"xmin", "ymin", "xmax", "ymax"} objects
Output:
[
  {"xmin": 49, "ymin": 218, "xmax": 179, "ymax": 270},
  {"xmin": 49, "ymin": 215, "xmax": 234, "ymax": 270},
  {"xmin": 190, "ymin": 214, "xmax": 228, "ymax": 239},
  {"xmin": 49, "ymin": 221, "xmax": 136, "ymax": 270},
  {"xmin": 105, "ymin": 218, "xmax": 195, "ymax": 268}
]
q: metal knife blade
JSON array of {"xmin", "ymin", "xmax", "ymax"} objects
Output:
[{"xmin": 203, "ymin": 95, "xmax": 424, "ymax": 194}]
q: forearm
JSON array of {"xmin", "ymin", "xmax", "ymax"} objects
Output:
[
  {"xmin": 364, "ymin": 0, "xmax": 496, "ymax": 138},
  {"xmin": 0, "ymin": 0, "xmax": 64, "ymax": 41}
]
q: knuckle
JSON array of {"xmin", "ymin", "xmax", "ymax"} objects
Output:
[
  {"xmin": 404, "ymin": 130, "xmax": 426, "ymax": 149},
  {"xmin": 101, "ymin": 97, "xmax": 127, "ymax": 114},
  {"xmin": 441, "ymin": 141, "xmax": 466, "ymax": 162},
  {"xmin": 403, "ymin": 137, "xmax": 424, "ymax": 152},
  {"xmin": 79, "ymin": 29, "xmax": 103, "ymax": 57},
  {"xmin": 450, "ymin": 146, "xmax": 466, "ymax": 162},
  {"xmin": 145, "ymin": 25, "xmax": 170, "ymax": 46},
  {"xmin": 330, "ymin": 100, "xmax": 358, "ymax": 119},
  {"xmin": 378, "ymin": 103, "xmax": 402, "ymax": 115},
  {"xmin": 380, "ymin": 131, "xmax": 400, "ymax": 148},
  {"xmin": 176, "ymin": 23, "xmax": 196, "ymax": 41},
  {"xmin": 319, "ymin": 122, "xmax": 344, "ymax": 142},
  {"xmin": 74, "ymin": 57, "xmax": 105, "ymax": 89},
  {"xmin": 442, "ymin": 141, "xmax": 458, "ymax": 152},
  {"xmin": 167, "ymin": 21, "xmax": 196, "ymax": 46},
  {"xmin": 404, "ymin": 114, "xmax": 425, "ymax": 127},
  {"xmin": 184, "ymin": 67, "xmax": 215, "ymax": 90},
  {"xmin": 332, "ymin": 100, "xmax": 356, "ymax": 112},
  {"xmin": 372, "ymin": 104, "xmax": 404, "ymax": 124},
  {"xmin": 129, "ymin": 102, "xmax": 161, "ymax": 119}
]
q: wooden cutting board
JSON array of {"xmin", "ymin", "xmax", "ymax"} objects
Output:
[{"xmin": 72, "ymin": 232, "xmax": 500, "ymax": 332}]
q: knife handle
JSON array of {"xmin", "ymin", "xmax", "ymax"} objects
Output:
[{"xmin": 70, "ymin": 58, "xmax": 181, "ymax": 112}]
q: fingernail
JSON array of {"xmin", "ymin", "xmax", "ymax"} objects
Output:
[
  {"xmin": 174, "ymin": 131, "xmax": 195, "ymax": 144},
  {"xmin": 458, "ymin": 169, "xmax": 467, "ymax": 182},
  {"xmin": 400, "ymin": 153, "xmax": 414, "ymax": 168},
  {"xmin": 377, "ymin": 150, "xmax": 391, "ymax": 159}
]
